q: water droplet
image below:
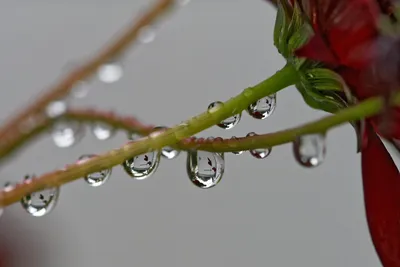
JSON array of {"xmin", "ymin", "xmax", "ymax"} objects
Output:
[
  {"xmin": 20, "ymin": 175, "xmax": 60, "ymax": 217},
  {"xmin": 161, "ymin": 146, "xmax": 180, "ymax": 159},
  {"xmin": 97, "ymin": 61, "xmax": 123, "ymax": 84},
  {"xmin": 246, "ymin": 132, "xmax": 272, "ymax": 159},
  {"xmin": 293, "ymin": 133, "xmax": 326, "ymax": 167},
  {"xmin": 3, "ymin": 181, "xmax": 15, "ymax": 192},
  {"xmin": 46, "ymin": 100, "xmax": 67, "ymax": 118},
  {"xmin": 230, "ymin": 136, "xmax": 243, "ymax": 155},
  {"xmin": 208, "ymin": 101, "xmax": 241, "ymax": 130},
  {"xmin": 51, "ymin": 121, "xmax": 84, "ymax": 148},
  {"xmin": 186, "ymin": 151, "xmax": 225, "ymax": 189},
  {"xmin": 123, "ymin": 150, "xmax": 161, "ymax": 180},
  {"xmin": 247, "ymin": 94, "xmax": 277, "ymax": 119},
  {"xmin": 78, "ymin": 155, "xmax": 112, "ymax": 187},
  {"xmin": 71, "ymin": 81, "xmax": 89, "ymax": 98},
  {"xmin": 139, "ymin": 26, "xmax": 156, "ymax": 44},
  {"xmin": 91, "ymin": 123, "xmax": 114, "ymax": 140}
]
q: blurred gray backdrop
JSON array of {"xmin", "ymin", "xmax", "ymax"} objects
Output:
[{"xmin": 0, "ymin": 1, "xmax": 390, "ymax": 266}]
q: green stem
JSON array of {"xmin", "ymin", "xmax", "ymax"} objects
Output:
[{"xmin": 0, "ymin": 64, "xmax": 299, "ymax": 207}]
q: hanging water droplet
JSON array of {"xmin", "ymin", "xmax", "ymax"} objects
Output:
[
  {"xmin": 293, "ymin": 133, "xmax": 326, "ymax": 167},
  {"xmin": 230, "ymin": 136, "xmax": 243, "ymax": 155},
  {"xmin": 208, "ymin": 101, "xmax": 241, "ymax": 130},
  {"xmin": 97, "ymin": 61, "xmax": 123, "ymax": 84},
  {"xmin": 71, "ymin": 80, "xmax": 90, "ymax": 98},
  {"xmin": 186, "ymin": 151, "xmax": 225, "ymax": 189},
  {"xmin": 46, "ymin": 100, "xmax": 67, "ymax": 118},
  {"xmin": 123, "ymin": 150, "xmax": 161, "ymax": 180},
  {"xmin": 77, "ymin": 154, "xmax": 112, "ymax": 187},
  {"xmin": 161, "ymin": 147, "xmax": 180, "ymax": 159},
  {"xmin": 139, "ymin": 26, "xmax": 156, "ymax": 44},
  {"xmin": 91, "ymin": 123, "xmax": 115, "ymax": 141},
  {"xmin": 247, "ymin": 94, "xmax": 277, "ymax": 119},
  {"xmin": 51, "ymin": 121, "xmax": 84, "ymax": 148},
  {"xmin": 151, "ymin": 126, "xmax": 181, "ymax": 160},
  {"xmin": 20, "ymin": 175, "xmax": 60, "ymax": 217},
  {"xmin": 246, "ymin": 132, "xmax": 272, "ymax": 159}
]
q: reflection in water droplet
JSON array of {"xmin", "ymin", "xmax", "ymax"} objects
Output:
[
  {"xmin": 247, "ymin": 94, "xmax": 277, "ymax": 119},
  {"xmin": 97, "ymin": 61, "xmax": 123, "ymax": 83},
  {"xmin": 139, "ymin": 26, "xmax": 156, "ymax": 44},
  {"xmin": 20, "ymin": 175, "xmax": 60, "ymax": 217},
  {"xmin": 124, "ymin": 133, "xmax": 160, "ymax": 180},
  {"xmin": 208, "ymin": 101, "xmax": 241, "ymax": 130},
  {"xmin": 51, "ymin": 121, "xmax": 84, "ymax": 148},
  {"xmin": 246, "ymin": 132, "xmax": 272, "ymax": 159},
  {"xmin": 293, "ymin": 133, "xmax": 326, "ymax": 167},
  {"xmin": 123, "ymin": 151, "xmax": 161, "ymax": 180},
  {"xmin": 78, "ymin": 154, "xmax": 112, "ymax": 187},
  {"xmin": 46, "ymin": 100, "xmax": 67, "ymax": 118},
  {"xmin": 91, "ymin": 123, "xmax": 115, "ymax": 140},
  {"xmin": 186, "ymin": 151, "xmax": 225, "ymax": 189}
]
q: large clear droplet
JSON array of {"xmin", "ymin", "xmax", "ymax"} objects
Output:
[
  {"xmin": 46, "ymin": 100, "xmax": 67, "ymax": 118},
  {"xmin": 77, "ymin": 154, "xmax": 112, "ymax": 187},
  {"xmin": 51, "ymin": 121, "xmax": 84, "ymax": 148},
  {"xmin": 186, "ymin": 151, "xmax": 225, "ymax": 189},
  {"xmin": 246, "ymin": 132, "xmax": 272, "ymax": 159},
  {"xmin": 139, "ymin": 26, "xmax": 156, "ymax": 44},
  {"xmin": 247, "ymin": 94, "xmax": 277, "ymax": 119},
  {"xmin": 97, "ymin": 61, "xmax": 123, "ymax": 84},
  {"xmin": 152, "ymin": 126, "xmax": 181, "ymax": 159},
  {"xmin": 208, "ymin": 101, "xmax": 241, "ymax": 130},
  {"xmin": 20, "ymin": 175, "xmax": 60, "ymax": 217},
  {"xmin": 91, "ymin": 123, "xmax": 115, "ymax": 141},
  {"xmin": 123, "ymin": 151, "xmax": 161, "ymax": 180},
  {"xmin": 293, "ymin": 133, "xmax": 326, "ymax": 167}
]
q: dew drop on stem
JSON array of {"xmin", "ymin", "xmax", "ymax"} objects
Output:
[
  {"xmin": 20, "ymin": 174, "xmax": 60, "ymax": 217},
  {"xmin": 293, "ymin": 133, "xmax": 327, "ymax": 167},
  {"xmin": 186, "ymin": 151, "xmax": 225, "ymax": 189}
]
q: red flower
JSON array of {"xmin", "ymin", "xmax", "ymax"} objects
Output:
[{"xmin": 291, "ymin": 0, "xmax": 400, "ymax": 266}]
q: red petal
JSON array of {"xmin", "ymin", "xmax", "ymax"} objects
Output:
[
  {"xmin": 295, "ymin": 34, "xmax": 339, "ymax": 66},
  {"xmin": 362, "ymin": 125, "xmax": 400, "ymax": 266}
]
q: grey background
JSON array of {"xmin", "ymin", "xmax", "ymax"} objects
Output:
[{"xmin": 0, "ymin": 1, "xmax": 391, "ymax": 266}]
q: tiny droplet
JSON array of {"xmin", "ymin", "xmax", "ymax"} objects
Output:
[
  {"xmin": 208, "ymin": 101, "xmax": 241, "ymax": 130},
  {"xmin": 78, "ymin": 154, "xmax": 112, "ymax": 187},
  {"xmin": 293, "ymin": 133, "xmax": 326, "ymax": 167},
  {"xmin": 247, "ymin": 94, "xmax": 277, "ymax": 119},
  {"xmin": 231, "ymin": 136, "xmax": 243, "ymax": 155},
  {"xmin": 139, "ymin": 26, "xmax": 156, "ymax": 44},
  {"xmin": 186, "ymin": 151, "xmax": 225, "ymax": 189},
  {"xmin": 20, "ymin": 175, "xmax": 60, "ymax": 217},
  {"xmin": 246, "ymin": 132, "xmax": 272, "ymax": 159},
  {"xmin": 151, "ymin": 126, "xmax": 181, "ymax": 160}
]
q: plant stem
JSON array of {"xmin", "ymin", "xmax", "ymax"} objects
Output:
[
  {"xmin": 0, "ymin": 0, "xmax": 175, "ymax": 159},
  {"xmin": 0, "ymin": 64, "xmax": 299, "ymax": 207}
]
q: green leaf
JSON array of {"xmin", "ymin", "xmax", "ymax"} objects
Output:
[{"xmin": 273, "ymin": 0, "xmax": 292, "ymax": 56}]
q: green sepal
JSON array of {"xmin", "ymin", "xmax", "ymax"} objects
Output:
[{"xmin": 296, "ymin": 81, "xmax": 348, "ymax": 114}]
